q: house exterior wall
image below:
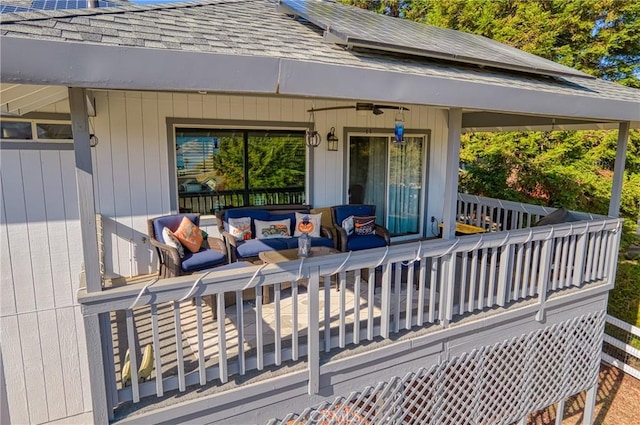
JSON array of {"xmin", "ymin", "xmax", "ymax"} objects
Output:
[
  {"xmin": 0, "ymin": 148, "xmax": 93, "ymax": 424},
  {"xmin": 0, "ymin": 89, "xmax": 448, "ymax": 424},
  {"xmin": 89, "ymin": 91, "xmax": 449, "ymax": 278}
]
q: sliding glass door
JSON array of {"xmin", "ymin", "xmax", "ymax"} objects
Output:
[{"xmin": 348, "ymin": 134, "xmax": 425, "ymax": 239}]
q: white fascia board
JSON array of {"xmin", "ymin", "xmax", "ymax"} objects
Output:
[
  {"xmin": 0, "ymin": 37, "xmax": 280, "ymax": 93},
  {"xmin": 278, "ymin": 59, "xmax": 640, "ymax": 123}
]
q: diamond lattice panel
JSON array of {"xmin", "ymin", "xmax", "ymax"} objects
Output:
[{"xmin": 272, "ymin": 310, "xmax": 605, "ymax": 425}]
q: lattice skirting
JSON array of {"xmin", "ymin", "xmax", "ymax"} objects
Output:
[{"xmin": 272, "ymin": 310, "xmax": 605, "ymax": 425}]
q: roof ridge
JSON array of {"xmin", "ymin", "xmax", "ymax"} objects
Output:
[{"xmin": 0, "ymin": 0, "xmax": 251, "ymax": 23}]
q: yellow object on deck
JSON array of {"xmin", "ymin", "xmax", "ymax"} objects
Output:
[{"xmin": 439, "ymin": 222, "xmax": 486, "ymax": 235}]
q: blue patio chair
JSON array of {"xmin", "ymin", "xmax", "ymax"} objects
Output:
[
  {"xmin": 148, "ymin": 213, "xmax": 228, "ymax": 278},
  {"xmin": 331, "ymin": 204, "xmax": 390, "ymax": 252}
]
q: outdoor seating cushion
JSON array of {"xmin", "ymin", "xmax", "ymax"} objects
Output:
[
  {"xmin": 181, "ymin": 247, "xmax": 227, "ymax": 272},
  {"xmin": 347, "ymin": 234, "xmax": 388, "ymax": 251},
  {"xmin": 235, "ymin": 236, "xmax": 334, "ymax": 258},
  {"xmin": 153, "ymin": 213, "xmax": 199, "ymax": 243}
]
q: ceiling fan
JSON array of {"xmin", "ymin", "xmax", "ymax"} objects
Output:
[{"xmin": 307, "ymin": 102, "xmax": 410, "ymax": 115}]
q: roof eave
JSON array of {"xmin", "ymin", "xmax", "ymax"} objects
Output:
[{"xmin": 1, "ymin": 37, "xmax": 637, "ymax": 123}]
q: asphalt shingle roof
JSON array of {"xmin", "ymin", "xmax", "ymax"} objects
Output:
[{"xmin": 1, "ymin": 0, "xmax": 638, "ymax": 106}]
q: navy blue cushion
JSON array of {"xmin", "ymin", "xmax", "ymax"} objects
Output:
[
  {"xmin": 181, "ymin": 248, "xmax": 226, "ymax": 272},
  {"xmin": 334, "ymin": 205, "xmax": 376, "ymax": 226},
  {"xmin": 347, "ymin": 234, "xmax": 387, "ymax": 251},
  {"xmin": 310, "ymin": 237, "xmax": 335, "ymax": 249},
  {"xmin": 279, "ymin": 236, "xmax": 334, "ymax": 250},
  {"xmin": 153, "ymin": 213, "xmax": 199, "ymax": 244},
  {"xmin": 236, "ymin": 238, "xmax": 289, "ymax": 258}
]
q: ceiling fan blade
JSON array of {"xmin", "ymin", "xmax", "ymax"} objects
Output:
[
  {"xmin": 307, "ymin": 105, "xmax": 356, "ymax": 113},
  {"xmin": 374, "ymin": 104, "xmax": 410, "ymax": 111}
]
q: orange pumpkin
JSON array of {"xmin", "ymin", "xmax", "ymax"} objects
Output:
[{"xmin": 297, "ymin": 220, "xmax": 315, "ymax": 234}]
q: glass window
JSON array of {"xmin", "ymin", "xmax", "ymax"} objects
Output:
[
  {"xmin": 175, "ymin": 128, "xmax": 306, "ymax": 214},
  {"xmin": 36, "ymin": 123, "xmax": 73, "ymax": 139},
  {"xmin": 1, "ymin": 121, "xmax": 32, "ymax": 139}
]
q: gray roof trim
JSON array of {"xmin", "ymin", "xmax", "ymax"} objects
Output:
[
  {"xmin": 278, "ymin": 60, "xmax": 640, "ymax": 123},
  {"xmin": 1, "ymin": 35, "xmax": 638, "ymax": 123},
  {"xmin": 0, "ymin": 36, "xmax": 280, "ymax": 93}
]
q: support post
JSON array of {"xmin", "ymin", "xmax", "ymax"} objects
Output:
[
  {"xmin": 609, "ymin": 122, "xmax": 630, "ymax": 218},
  {"xmin": 69, "ymin": 87, "xmax": 111, "ymax": 423},
  {"xmin": 307, "ymin": 267, "xmax": 320, "ymax": 395},
  {"xmin": 442, "ymin": 108, "xmax": 462, "ymax": 240},
  {"xmin": 583, "ymin": 383, "xmax": 598, "ymax": 425}
]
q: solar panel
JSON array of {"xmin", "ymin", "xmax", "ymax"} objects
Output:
[
  {"xmin": 0, "ymin": 4, "xmax": 31, "ymax": 12},
  {"xmin": 278, "ymin": 0, "xmax": 590, "ymax": 79},
  {"xmin": 0, "ymin": 0, "xmax": 122, "ymax": 13}
]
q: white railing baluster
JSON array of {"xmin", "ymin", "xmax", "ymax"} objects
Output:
[
  {"xmin": 195, "ymin": 296, "xmax": 206, "ymax": 386},
  {"xmin": 256, "ymin": 288, "xmax": 263, "ymax": 370},
  {"xmin": 381, "ymin": 263, "xmax": 392, "ymax": 338},
  {"xmin": 354, "ymin": 271, "xmax": 361, "ymax": 344},
  {"xmin": 406, "ymin": 262, "xmax": 414, "ymax": 330},
  {"xmin": 339, "ymin": 271, "xmax": 346, "ymax": 348},
  {"xmin": 497, "ymin": 245, "xmax": 512, "ymax": 307},
  {"xmin": 536, "ymin": 239, "xmax": 553, "ymax": 322},
  {"xmin": 487, "ymin": 247, "xmax": 498, "ymax": 306},
  {"xmin": 459, "ymin": 252, "xmax": 468, "ymax": 315},
  {"xmin": 217, "ymin": 293, "xmax": 227, "ymax": 383},
  {"xmin": 559, "ymin": 236, "xmax": 570, "ymax": 289},
  {"xmin": 429, "ymin": 258, "xmax": 438, "ymax": 323},
  {"xmin": 324, "ymin": 275, "xmax": 331, "ymax": 352},
  {"xmin": 529, "ymin": 241, "xmax": 540, "ymax": 296},
  {"xmin": 394, "ymin": 263, "xmax": 402, "ymax": 333},
  {"xmin": 125, "ymin": 309, "xmax": 140, "ymax": 402},
  {"xmin": 597, "ymin": 231, "xmax": 608, "ymax": 280},
  {"xmin": 552, "ymin": 237, "xmax": 562, "ymax": 290},
  {"xmin": 293, "ymin": 281, "xmax": 299, "ymax": 360},
  {"xmin": 367, "ymin": 268, "xmax": 375, "ymax": 340},
  {"xmin": 478, "ymin": 248, "xmax": 488, "ymax": 309},
  {"xmin": 274, "ymin": 283, "xmax": 281, "ymax": 366},
  {"xmin": 585, "ymin": 233, "xmax": 596, "ymax": 282},
  {"xmin": 417, "ymin": 260, "xmax": 426, "ymax": 325},
  {"xmin": 468, "ymin": 250, "xmax": 478, "ymax": 311},
  {"xmin": 521, "ymin": 242, "xmax": 531, "ymax": 299},
  {"xmin": 173, "ymin": 301, "xmax": 185, "ymax": 392},
  {"xmin": 150, "ymin": 304, "xmax": 163, "ymax": 397},
  {"xmin": 573, "ymin": 231, "xmax": 588, "ymax": 286},
  {"xmin": 512, "ymin": 245, "xmax": 523, "ymax": 301},
  {"xmin": 236, "ymin": 290, "xmax": 245, "ymax": 374},
  {"xmin": 566, "ymin": 235, "xmax": 576, "ymax": 288}
]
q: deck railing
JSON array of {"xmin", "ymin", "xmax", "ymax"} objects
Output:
[
  {"xmin": 78, "ymin": 209, "xmax": 621, "ymax": 417},
  {"xmin": 456, "ymin": 193, "xmax": 600, "ymax": 231},
  {"xmin": 178, "ymin": 187, "xmax": 305, "ymax": 214}
]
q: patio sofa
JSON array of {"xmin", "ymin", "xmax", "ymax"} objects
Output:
[{"xmin": 216, "ymin": 204, "xmax": 334, "ymax": 263}]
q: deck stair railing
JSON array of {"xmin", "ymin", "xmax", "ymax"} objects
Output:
[{"xmin": 77, "ymin": 200, "xmax": 621, "ymax": 419}]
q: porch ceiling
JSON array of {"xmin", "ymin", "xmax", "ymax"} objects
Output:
[
  {"xmin": 0, "ymin": 83, "xmax": 67, "ymax": 116},
  {"xmin": 0, "ymin": 0, "xmax": 638, "ymax": 124}
]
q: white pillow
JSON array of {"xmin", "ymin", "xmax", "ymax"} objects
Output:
[
  {"xmin": 293, "ymin": 212, "xmax": 322, "ymax": 238},
  {"xmin": 225, "ymin": 216, "xmax": 252, "ymax": 241},
  {"xmin": 255, "ymin": 218, "xmax": 291, "ymax": 239},
  {"xmin": 342, "ymin": 215, "xmax": 354, "ymax": 236},
  {"xmin": 162, "ymin": 227, "xmax": 185, "ymax": 258}
]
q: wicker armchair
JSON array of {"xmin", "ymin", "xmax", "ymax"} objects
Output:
[{"xmin": 148, "ymin": 213, "xmax": 227, "ymax": 278}]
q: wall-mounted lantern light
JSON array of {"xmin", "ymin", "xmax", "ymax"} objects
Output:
[{"xmin": 326, "ymin": 127, "xmax": 339, "ymax": 151}]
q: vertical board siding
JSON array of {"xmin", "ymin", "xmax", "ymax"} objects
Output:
[{"xmin": 1, "ymin": 146, "xmax": 89, "ymax": 424}]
